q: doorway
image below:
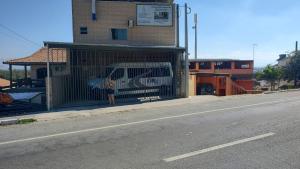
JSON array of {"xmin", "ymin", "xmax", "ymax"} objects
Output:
[{"xmin": 37, "ymin": 68, "xmax": 47, "ymax": 79}]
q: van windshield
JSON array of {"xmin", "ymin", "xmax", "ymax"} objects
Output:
[{"xmin": 105, "ymin": 67, "xmax": 114, "ymax": 78}]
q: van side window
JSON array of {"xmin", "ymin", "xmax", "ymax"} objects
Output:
[
  {"xmin": 128, "ymin": 67, "xmax": 170, "ymax": 78},
  {"xmin": 111, "ymin": 68, "xmax": 124, "ymax": 80},
  {"xmin": 149, "ymin": 68, "xmax": 170, "ymax": 77},
  {"xmin": 160, "ymin": 67, "xmax": 170, "ymax": 76},
  {"xmin": 235, "ymin": 61, "xmax": 251, "ymax": 69},
  {"xmin": 128, "ymin": 68, "xmax": 147, "ymax": 78},
  {"xmin": 149, "ymin": 68, "xmax": 161, "ymax": 77}
]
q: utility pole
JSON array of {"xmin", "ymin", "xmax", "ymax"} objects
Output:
[
  {"xmin": 176, "ymin": 4, "xmax": 180, "ymax": 47},
  {"xmin": 252, "ymin": 44, "xmax": 257, "ymax": 61},
  {"xmin": 184, "ymin": 3, "xmax": 191, "ymax": 98},
  {"xmin": 47, "ymin": 46, "xmax": 51, "ymax": 111},
  {"xmin": 252, "ymin": 44, "xmax": 257, "ymax": 68},
  {"xmin": 9, "ymin": 64, "xmax": 12, "ymax": 89},
  {"xmin": 294, "ymin": 41, "xmax": 298, "ymax": 87},
  {"xmin": 193, "ymin": 13, "xmax": 198, "ymax": 59}
]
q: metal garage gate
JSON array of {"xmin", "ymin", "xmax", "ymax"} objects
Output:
[{"xmin": 46, "ymin": 43, "xmax": 186, "ymax": 109}]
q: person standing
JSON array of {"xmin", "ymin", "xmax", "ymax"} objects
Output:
[{"xmin": 105, "ymin": 76, "xmax": 116, "ymax": 105}]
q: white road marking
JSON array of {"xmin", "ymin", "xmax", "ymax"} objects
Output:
[
  {"xmin": 0, "ymin": 98, "xmax": 297, "ymax": 146},
  {"xmin": 164, "ymin": 132, "xmax": 275, "ymax": 162}
]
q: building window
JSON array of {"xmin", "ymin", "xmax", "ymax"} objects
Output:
[
  {"xmin": 36, "ymin": 68, "xmax": 47, "ymax": 79},
  {"xmin": 111, "ymin": 29, "xmax": 127, "ymax": 40},
  {"xmin": 80, "ymin": 27, "xmax": 88, "ymax": 34},
  {"xmin": 189, "ymin": 62, "xmax": 196, "ymax": 69},
  {"xmin": 215, "ymin": 61, "xmax": 231, "ymax": 69},
  {"xmin": 235, "ymin": 61, "xmax": 251, "ymax": 69},
  {"xmin": 199, "ymin": 62, "xmax": 211, "ymax": 69}
]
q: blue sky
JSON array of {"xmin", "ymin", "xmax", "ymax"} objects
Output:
[{"xmin": 0, "ymin": 0, "xmax": 299, "ymax": 69}]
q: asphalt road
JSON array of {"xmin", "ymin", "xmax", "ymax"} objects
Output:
[{"xmin": 0, "ymin": 91, "xmax": 300, "ymax": 169}]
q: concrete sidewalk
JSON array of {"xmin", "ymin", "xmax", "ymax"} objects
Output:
[
  {"xmin": 1, "ymin": 96, "xmax": 221, "ymax": 122},
  {"xmin": 2, "ymin": 92, "xmax": 275, "ymax": 123}
]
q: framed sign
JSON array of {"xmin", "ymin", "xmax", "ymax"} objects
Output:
[{"xmin": 137, "ymin": 5, "xmax": 173, "ymax": 26}]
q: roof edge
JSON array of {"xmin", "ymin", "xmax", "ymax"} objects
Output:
[
  {"xmin": 189, "ymin": 59, "xmax": 254, "ymax": 62},
  {"xmin": 44, "ymin": 41, "xmax": 186, "ymax": 51}
]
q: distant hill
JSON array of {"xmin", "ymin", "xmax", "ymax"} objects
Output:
[
  {"xmin": 254, "ymin": 67, "xmax": 264, "ymax": 73},
  {"xmin": 0, "ymin": 69, "xmax": 29, "ymax": 80},
  {"xmin": 0, "ymin": 63, "xmax": 8, "ymax": 70}
]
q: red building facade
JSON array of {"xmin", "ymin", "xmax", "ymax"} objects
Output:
[{"xmin": 189, "ymin": 59, "xmax": 254, "ymax": 96}]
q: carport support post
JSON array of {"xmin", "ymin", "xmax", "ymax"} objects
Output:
[
  {"xmin": 24, "ymin": 65, "xmax": 27, "ymax": 79},
  {"xmin": 184, "ymin": 3, "xmax": 190, "ymax": 98},
  {"xmin": 194, "ymin": 13, "xmax": 198, "ymax": 59},
  {"xmin": 46, "ymin": 46, "xmax": 51, "ymax": 111},
  {"xmin": 295, "ymin": 41, "xmax": 298, "ymax": 87},
  {"xmin": 9, "ymin": 64, "xmax": 12, "ymax": 89}
]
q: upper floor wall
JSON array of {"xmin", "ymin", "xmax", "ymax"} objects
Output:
[
  {"xmin": 72, "ymin": 0, "xmax": 177, "ymax": 46},
  {"xmin": 97, "ymin": 0, "xmax": 174, "ymax": 2},
  {"xmin": 189, "ymin": 60, "xmax": 254, "ymax": 75}
]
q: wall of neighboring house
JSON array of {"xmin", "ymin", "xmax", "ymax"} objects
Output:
[
  {"xmin": 189, "ymin": 75, "xmax": 196, "ymax": 96},
  {"xmin": 31, "ymin": 65, "xmax": 46, "ymax": 79},
  {"xmin": 278, "ymin": 51, "xmax": 300, "ymax": 67},
  {"xmin": 190, "ymin": 60, "xmax": 254, "ymax": 96},
  {"xmin": 236, "ymin": 80, "xmax": 253, "ymax": 90},
  {"xmin": 72, "ymin": 0, "xmax": 176, "ymax": 46},
  {"xmin": 196, "ymin": 76, "xmax": 228, "ymax": 96},
  {"xmin": 31, "ymin": 64, "xmax": 70, "ymax": 80},
  {"xmin": 278, "ymin": 58, "xmax": 291, "ymax": 67},
  {"xmin": 197, "ymin": 76, "xmax": 217, "ymax": 89}
]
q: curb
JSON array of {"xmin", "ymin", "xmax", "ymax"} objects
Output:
[
  {"xmin": 264, "ymin": 88, "xmax": 300, "ymax": 94},
  {"xmin": 34, "ymin": 96, "xmax": 220, "ymax": 122},
  {"xmin": 0, "ymin": 119, "xmax": 19, "ymax": 126},
  {"xmin": 0, "ymin": 118, "xmax": 37, "ymax": 126},
  {"xmin": 0, "ymin": 96, "xmax": 219, "ymax": 122}
]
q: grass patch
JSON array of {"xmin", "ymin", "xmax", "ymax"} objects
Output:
[{"xmin": 17, "ymin": 118, "xmax": 37, "ymax": 125}]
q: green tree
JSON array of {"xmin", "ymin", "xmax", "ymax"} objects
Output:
[
  {"xmin": 255, "ymin": 71, "xmax": 264, "ymax": 80},
  {"xmin": 277, "ymin": 67, "xmax": 284, "ymax": 89},
  {"xmin": 257, "ymin": 65, "xmax": 282, "ymax": 91},
  {"xmin": 284, "ymin": 52, "xmax": 300, "ymax": 87}
]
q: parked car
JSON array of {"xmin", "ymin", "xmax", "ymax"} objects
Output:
[{"xmin": 0, "ymin": 92, "xmax": 13, "ymax": 107}]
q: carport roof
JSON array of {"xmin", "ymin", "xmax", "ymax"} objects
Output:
[
  {"xmin": 44, "ymin": 41, "xmax": 186, "ymax": 52},
  {"xmin": 3, "ymin": 47, "xmax": 67, "ymax": 66}
]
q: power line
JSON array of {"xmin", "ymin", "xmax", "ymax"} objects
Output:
[
  {"xmin": 0, "ymin": 31, "xmax": 21, "ymax": 40},
  {"xmin": 0, "ymin": 23, "xmax": 41, "ymax": 47},
  {"xmin": 0, "ymin": 31, "xmax": 40, "ymax": 48}
]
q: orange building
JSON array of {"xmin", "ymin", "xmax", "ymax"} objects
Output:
[{"xmin": 189, "ymin": 59, "xmax": 254, "ymax": 96}]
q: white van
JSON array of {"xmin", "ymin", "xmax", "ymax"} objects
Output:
[{"xmin": 88, "ymin": 62, "xmax": 173, "ymax": 96}]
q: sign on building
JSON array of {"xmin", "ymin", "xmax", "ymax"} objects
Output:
[{"xmin": 137, "ymin": 5, "xmax": 173, "ymax": 26}]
